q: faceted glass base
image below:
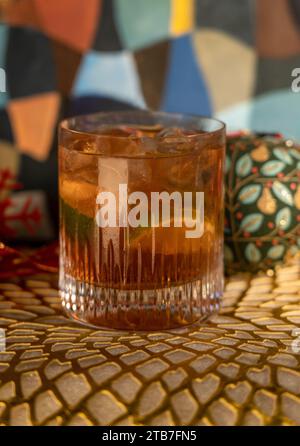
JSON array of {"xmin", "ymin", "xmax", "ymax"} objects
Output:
[{"xmin": 60, "ymin": 274, "xmax": 222, "ymax": 331}]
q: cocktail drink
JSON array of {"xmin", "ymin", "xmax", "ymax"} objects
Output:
[{"xmin": 59, "ymin": 112, "xmax": 225, "ymax": 330}]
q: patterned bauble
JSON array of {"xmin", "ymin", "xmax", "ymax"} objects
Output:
[{"xmin": 225, "ymin": 132, "xmax": 300, "ymax": 273}]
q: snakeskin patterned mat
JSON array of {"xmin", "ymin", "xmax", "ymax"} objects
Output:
[{"xmin": 0, "ymin": 258, "xmax": 300, "ymax": 426}]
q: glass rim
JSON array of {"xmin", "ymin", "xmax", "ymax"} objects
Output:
[{"xmin": 60, "ymin": 110, "xmax": 226, "ymax": 159}]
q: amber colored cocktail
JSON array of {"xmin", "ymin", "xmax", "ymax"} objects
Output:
[{"xmin": 59, "ymin": 112, "xmax": 225, "ymax": 330}]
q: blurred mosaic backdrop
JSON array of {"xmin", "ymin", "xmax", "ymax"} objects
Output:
[{"xmin": 0, "ymin": 0, "xmax": 300, "ymax": 241}]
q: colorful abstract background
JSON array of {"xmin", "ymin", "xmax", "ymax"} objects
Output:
[{"xmin": 0, "ymin": 0, "xmax": 300, "ymax": 241}]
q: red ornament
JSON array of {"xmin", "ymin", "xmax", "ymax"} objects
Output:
[
  {"xmin": 0, "ymin": 169, "xmax": 42, "ymax": 238},
  {"xmin": 0, "ymin": 242, "xmax": 58, "ymax": 279}
]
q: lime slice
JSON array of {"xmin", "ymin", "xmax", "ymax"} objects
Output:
[
  {"xmin": 59, "ymin": 177, "xmax": 98, "ymax": 218},
  {"xmin": 60, "ymin": 199, "xmax": 94, "ymax": 241},
  {"xmin": 129, "ymin": 216, "xmax": 213, "ymax": 255}
]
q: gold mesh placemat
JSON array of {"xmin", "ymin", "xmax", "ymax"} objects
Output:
[{"xmin": 0, "ymin": 259, "xmax": 300, "ymax": 426}]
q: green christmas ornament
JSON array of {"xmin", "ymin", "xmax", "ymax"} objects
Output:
[{"xmin": 225, "ymin": 132, "xmax": 300, "ymax": 273}]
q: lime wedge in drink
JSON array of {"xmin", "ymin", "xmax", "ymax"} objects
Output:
[{"xmin": 129, "ymin": 216, "xmax": 214, "ymax": 255}]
